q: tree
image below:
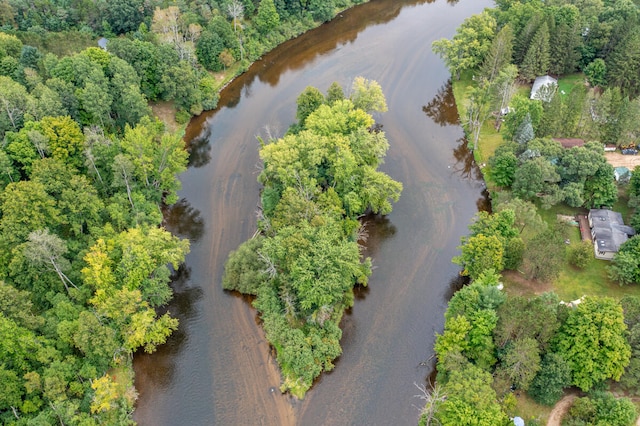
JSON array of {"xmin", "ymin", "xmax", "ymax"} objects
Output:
[
  {"xmin": 437, "ymin": 361, "xmax": 508, "ymax": 426},
  {"xmin": 296, "ymin": 86, "xmax": 325, "ymax": 126},
  {"xmin": 520, "ymin": 22, "xmax": 550, "ymax": 81},
  {"xmin": 528, "ymin": 352, "xmax": 572, "ymax": 406},
  {"xmin": 432, "ymin": 11, "xmax": 497, "ymax": 80},
  {"xmin": 609, "ymin": 236, "xmax": 640, "ymax": 285},
  {"xmin": 196, "ymin": 29, "xmax": 225, "ymax": 71},
  {"xmin": 607, "ymin": 27, "xmax": 640, "ymax": 97},
  {"xmin": 568, "ymin": 240, "xmax": 593, "ymax": 269},
  {"xmin": 513, "ymin": 113, "xmax": 535, "ymax": 145},
  {"xmin": 119, "ymin": 117, "xmax": 188, "ymax": 204},
  {"xmin": 227, "ymin": 0, "xmax": 245, "ymax": 33},
  {"xmin": 254, "ymin": 0, "xmax": 280, "ymax": 34},
  {"xmin": 480, "ymin": 24, "xmax": 514, "ymax": 83},
  {"xmin": 325, "ymin": 82, "xmax": 344, "ymax": 105},
  {"xmin": 553, "ymin": 297, "xmax": 631, "ymax": 391},
  {"xmin": 0, "ymin": 76, "xmax": 32, "ymax": 138},
  {"xmin": 494, "ymin": 197, "xmax": 545, "ymax": 238},
  {"xmin": 498, "ymin": 337, "xmax": 541, "ymax": 391},
  {"xmin": 523, "ymin": 225, "xmax": 565, "ymax": 281},
  {"xmin": 40, "ymin": 115, "xmax": 85, "ymax": 170},
  {"xmin": 350, "ymin": 77, "xmax": 387, "ymax": 113},
  {"xmin": 502, "ymin": 96, "xmax": 543, "ymax": 141},
  {"xmin": 454, "ymin": 234, "xmax": 504, "ymax": 280},
  {"xmin": 512, "ymin": 156, "xmax": 560, "ymax": 203},
  {"xmin": 103, "ymin": 0, "xmax": 147, "ymax": 35},
  {"xmin": 23, "ymin": 229, "xmax": 77, "ymax": 293},
  {"xmin": 222, "ymin": 237, "xmax": 267, "ymax": 295},
  {"xmin": 549, "ymin": 21, "xmax": 581, "ymax": 76},
  {"xmin": 488, "ymin": 151, "xmax": 517, "ymax": 187},
  {"xmin": 585, "ymin": 58, "xmax": 607, "ymax": 87}
]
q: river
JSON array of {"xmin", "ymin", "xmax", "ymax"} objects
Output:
[{"xmin": 133, "ymin": 0, "xmax": 493, "ymax": 424}]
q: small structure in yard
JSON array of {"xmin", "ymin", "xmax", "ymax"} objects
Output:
[
  {"xmin": 588, "ymin": 209, "xmax": 636, "ymax": 260},
  {"xmin": 98, "ymin": 37, "xmax": 108, "ymax": 51},
  {"xmin": 553, "ymin": 138, "xmax": 585, "ymax": 149},
  {"xmin": 614, "ymin": 166, "xmax": 631, "ymax": 183},
  {"xmin": 530, "ymin": 75, "xmax": 558, "ymax": 101}
]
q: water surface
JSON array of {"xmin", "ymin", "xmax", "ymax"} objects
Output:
[{"xmin": 134, "ymin": 0, "xmax": 493, "ymax": 424}]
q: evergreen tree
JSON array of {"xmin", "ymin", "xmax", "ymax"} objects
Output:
[{"xmin": 520, "ymin": 22, "xmax": 551, "ymax": 81}]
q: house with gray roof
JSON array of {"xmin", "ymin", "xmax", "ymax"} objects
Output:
[
  {"xmin": 530, "ymin": 75, "xmax": 557, "ymax": 101},
  {"xmin": 588, "ymin": 209, "xmax": 636, "ymax": 260}
]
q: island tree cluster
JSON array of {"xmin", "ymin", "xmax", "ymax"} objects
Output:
[{"xmin": 222, "ymin": 78, "xmax": 402, "ymax": 397}]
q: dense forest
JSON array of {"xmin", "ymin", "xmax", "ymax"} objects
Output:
[
  {"xmin": 424, "ymin": 0, "xmax": 640, "ymax": 424},
  {"xmin": 0, "ymin": 0, "xmax": 375, "ymax": 423},
  {"xmin": 222, "ymin": 78, "xmax": 402, "ymax": 397}
]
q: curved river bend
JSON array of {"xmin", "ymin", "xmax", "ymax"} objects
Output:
[{"xmin": 134, "ymin": 0, "xmax": 493, "ymax": 424}]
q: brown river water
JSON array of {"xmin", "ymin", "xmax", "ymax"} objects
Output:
[{"xmin": 133, "ymin": 0, "xmax": 493, "ymax": 424}]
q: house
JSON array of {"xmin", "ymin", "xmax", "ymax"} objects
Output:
[
  {"xmin": 530, "ymin": 75, "xmax": 558, "ymax": 101},
  {"xmin": 588, "ymin": 209, "xmax": 636, "ymax": 260},
  {"xmin": 553, "ymin": 138, "xmax": 585, "ymax": 149}
]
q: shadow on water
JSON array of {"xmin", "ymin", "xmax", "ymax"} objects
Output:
[
  {"xmin": 161, "ymin": 198, "xmax": 205, "ymax": 242},
  {"xmin": 135, "ymin": 265, "xmax": 203, "ymax": 387},
  {"xmin": 185, "ymin": 131, "xmax": 212, "ymax": 168},
  {"xmin": 422, "ymin": 80, "xmax": 459, "ymax": 127}
]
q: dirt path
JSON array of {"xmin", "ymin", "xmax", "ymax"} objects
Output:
[
  {"xmin": 605, "ymin": 152, "xmax": 640, "ymax": 169},
  {"xmin": 547, "ymin": 394, "xmax": 577, "ymax": 426}
]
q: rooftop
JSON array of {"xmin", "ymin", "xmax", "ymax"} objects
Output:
[{"xmin": 590, "ymin": 209, "xmax": 635, "ymax": 253}]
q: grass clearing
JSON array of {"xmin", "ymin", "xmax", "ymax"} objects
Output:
[
  {"xmin": 557, "ymin": 73, "xmax": 585, "ymax": 96},
  {"xmin": 513, "ymin": 393, "xmax": 552, "ymax": 425}
]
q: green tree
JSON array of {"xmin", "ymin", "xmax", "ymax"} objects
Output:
[
  {"xmin": 296, "ymin": 86, "xmax": 325, "ymax": 126},
  {"xmin": 607, "ymin": 26, "xmax": 640, "ymax": 97},
  {"xmin": 120, "ymin": 117, "xmax": 188, "ymax": 204},
  {"xmin": 0, "ymin": 76, "xmax": 32, "ymax": 138},
  {"xmin": 350, "ymin": 77, "xmax": 388, "ymax": 113},
  {"xmin": 196, "ymin": 29, "xmax": 225, "ymax": 71},
  {"xmin": 528, "ymin": 352, "xmax": 572, "ymax": 406},
  {"xmin": 568, "ymin": 240, "xmax": 593, "ymax": 269},
  {"xmin": 437, "ymin": 361, "xmax": 508, "ymax": 426},
  {"xmin": 553, "ymin": 296, "xmax": 631, "ymax": 391},
  {"xmin": 454, "ymin": 234, "xmax": 504, "ymax": 280},
  {"xmin": 520, "ymin": 22, "xmax": 550, "ymax": 81},
  {"xmin": 609, "ymin": 236, "xmax": 640, "ymax": 285},
  {"xmin": 480, "ymin": 24, "xmax": 514, "ymax": 83},
  {"xmin": 222, "ymin": 237, "xmax": 267, "ymax": 295},
  {"xmin": 254, "ymin": 0, "xmax": 280, "ymax": 34},
  {"xmin": 488, "ymin": 151, "xmax": 517, "ymax": 187},
  {"xmin": 523, "ymin": 225, "xmax": 565, "ymax": 281},
  {"xmin": 585, "ymin": 58, "xmax": 607, "ymax": 87},
  {"xmin": 40, "ymin": 115, "xmax": 85, "ymax": 170},
  {"xmin": 432, "ymin": 11, "xmax": 497, "ymax": 80}
]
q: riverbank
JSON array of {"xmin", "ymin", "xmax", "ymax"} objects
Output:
[
  {"xmin": 154, "ymin": 2, "xmax": 371, "ymax": 131},
  {"xmin": 447, "ymin": 64, "xmax": 640, "ymax": 426}
]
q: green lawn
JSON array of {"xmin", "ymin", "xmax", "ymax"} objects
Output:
[
  {"xmin": 557, "ymin": 73, "xmax": 586, "ymax": 97},
  {"xmin": 513, "ymin": 393, "xmax": 551, "ymax": 425}
]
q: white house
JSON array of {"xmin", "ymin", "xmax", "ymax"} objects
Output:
[{"xmin": 530, "ymin": 75, "xmax": 558, "ymax": 101}]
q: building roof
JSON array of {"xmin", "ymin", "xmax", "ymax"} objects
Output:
[
  {"xmin": 590, "ymin": 209, "xmax": 635, "ymax": 253},
  {"xmin": 98, "ymin": 37, "xmax": 108, "ymax": 50},
  {"xmin": 553, "ymin": 138, "xmax": 585, "ymax": 149},
  {"xmin": 615, "ymin": 166, "xmax": 631, "ymax": 182},
  {"xmin": 531, "ymin": 75, "xmax": 558, "ymax": 100}
]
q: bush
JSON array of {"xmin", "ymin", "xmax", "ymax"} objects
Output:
[
  {"xmin": 568, "ymin": 241, "xmax": 593, "ymax": 269},
  {"xmin": 222, "ymin": 237, "xmax": 267, "ymax": 295}
]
